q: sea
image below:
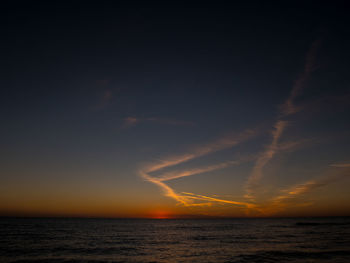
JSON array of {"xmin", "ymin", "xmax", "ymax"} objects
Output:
[{"xmin": 1, "ymin": 217, "xmax": 350, "ymax": 263}]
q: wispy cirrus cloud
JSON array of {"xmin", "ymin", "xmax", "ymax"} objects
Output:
[
  {"xmin": 143, "ymin": 129, "xmax": 257, "ymax": 174},
  {"xmin": 330, "ymin": 163, "xmax": 350, "ymax": 168},
  {"xmin": 155, "ymin": 161, "xmax": 239, "ymax": 182},
  {"xmin": 181, "ymin": 192, "xmax": 256, "ymax": 209},
  {"xmin": 281, "ymin": 39, "xmax": 322, "ymax": 116},
  {"xmin": 259, "ymin": 167, "xmax": 350, "ymax": 215},
  {"xmin": 245, "ymin": 120, "xmax": 288, "ymax": 199},
  {"xmin": 245, "ymin": 39, "xmax": 322, "ymax": 200},
  {"xmin": 155, "ymin": 152, "xmax": 257, "ymax": 183},
  {"xmin": 139, "ymin": 129, "xmax": 259, "ymax": 208},
  {"xmin": 139, "ymin": 171, "xmax": 191, "ymax": 206},
  {"xmin": 137, "ymin": 38, "xmax": 343, "ymax": 216}
]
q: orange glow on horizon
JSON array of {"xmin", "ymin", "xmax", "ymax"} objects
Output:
[{"xmin": 150, "ymin": 211, "xmax": 173, "ymax": 219}]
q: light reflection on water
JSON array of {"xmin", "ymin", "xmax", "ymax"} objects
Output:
[{"xmin": 1, "ymin": 217, "xmax": 350, "ymax": 262}]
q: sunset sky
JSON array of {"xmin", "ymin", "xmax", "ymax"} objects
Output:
[{"xmin": 1, "ymin": 2, "xmax": 350, "ymax": 218}]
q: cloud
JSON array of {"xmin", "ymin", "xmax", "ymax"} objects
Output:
[
  {"xmin": 281, "ymin": 39, "xmax": 322, "ymax": 116},
  {"xmin": 144, "ymin": 129, "xmax": 258, "ymax": 174},
  {"xmin": 259, "ymin": 168, "xmax": 350, "ymax": 215},
  {"xmin": 156, "ymin": 161, "xmax": 239, "ymax": 182},
  {"xmin": 139, "ymin": 38, "xmax": 329, "ymax": 213},
  {"xmin": 181, "ymin": 192, "xmax": 256, "ymax": 208},
  {"xmin": 245, "ymin": 120, "xmax": 288, "ymax": 199},
  {"xmin": 156, "ymin": 153, "xmax": 257, "ymax": 182},
  {"xmin": 139, "ymin": 171, "xmax": 191, "ymax": 206},
  {"xmin": 139, "ymin": 128, "xmax": 259, "ymax": 208},
  {"xmin": 274, "ymin": 174, "xmax": 343, "ymax": 201},
  {"xmin": 245, "ymin": 38, "xmax": 322, "ymax": 200},
  {"xmin": 330, "ymin": 163, "xmax": 350, "ymax": 168},
  {"xmin": 140, "ymin": 167, "xmax": 257, "ymax": 208},
  {"xmin": 277, "ymin": 139, "xmax": 309, "ymax": 152}
]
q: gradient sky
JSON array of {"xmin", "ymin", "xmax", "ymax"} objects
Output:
[{"xmin": 1, "ymin": 2, "xmax": 350, "ymax": 218}]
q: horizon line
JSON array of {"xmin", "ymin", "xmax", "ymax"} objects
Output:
[{"xmin": 1, "ymin": 215, "xmax": 349, "ymax": 220}]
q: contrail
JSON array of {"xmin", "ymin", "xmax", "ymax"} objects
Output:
[
  {"xmin": 143, "ymin": 129, "xmax": 257, "ymax": 174},
  {"xmin": 260, "ymin": 167, "xmax": 350, "ymax": 215},
  {"xmin": 245, "ymin": 120, "xmax": 287, "ymax": 199},
  {"xmin": 139, "ymin": 171, "xmax": 191, "ymax": 206},
  {"xmin": 245, "ymin": 38, "xmax": 322, "ymax": 200},
  {"xmin": 140, "ymin": 171, "xmax": 255, "ymax": 208},
  {"xmin": 139, "ymin": 39, "xmax": 325, "ymax": 212},
  {"xmin": 139, "ymin": 129, "xmax": 258, "ymax": 207},
  {"xmin": 157, "ymin": 160, "xmax": 241, "ymax": 182},
  {"xmin": 182, "ymin": 192, "xmax": 256, "ymax": 208},
  {"xmin": 330, "ymin": 163, "xmax": 350, "ymax": 168},
  {"xmin": 281, "ymin": 38, "xmax": 322, "ymax": 116}
]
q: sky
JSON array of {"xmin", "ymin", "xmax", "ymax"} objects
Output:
[{"xmin": 1, "ymin": 2, "xmax": 350, "ymax": 218}]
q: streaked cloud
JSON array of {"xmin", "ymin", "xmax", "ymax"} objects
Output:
[
  {"xmin": 140, "ymin": 129, "xmax": 259, "ymax": 208},
  {"xmin": 182, "ymin": 192, "xmax": 256, "ymax": 208},
  {"xmin": 245, "ymin": 120, "xmax": 288, "ymax": 199},
  {"xmin": 245, "ymin": 39, "xmax": 322, "ymax": 200},
  {"xmin": 281, "ymin": 39, "xmax": 322, "ymax": 116},
  {"xmin": 137, "ymin": 37, "xmax": 348, "ymax": 217},
  {"xmin": 156, "ymin": 160, "xmax": 240, "ymax": 182},
  {"xmin": 144, "ymin": 129, "xmax": 257, "ymax": 174},
  {"xmin": 139, "ymin": 171, "xmax": 190, "ymax": 206},
  {"xmin": 330, "ymin": 163, "xmax": 350, "ymax": 168},
  {"xmin": 261, "ymin": 167, "xmax": 350, "ymax": 215}
]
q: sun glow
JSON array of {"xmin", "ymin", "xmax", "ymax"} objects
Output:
[{"xmin": 151, "ymin": 211, "xmax": 172, "ymax": 219}]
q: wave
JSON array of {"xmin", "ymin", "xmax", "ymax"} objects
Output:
[
  {"xmin": 295, "ymin": 222, "xmax": 350, "ymax": 226},
  {"xmin": 230, "ymin": 250, "xmax": 350, "ymax": 263}
]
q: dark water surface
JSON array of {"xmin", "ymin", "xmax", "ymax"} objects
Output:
[{"xmin": 1, "ymin": 217, "xmax": 350, "ymax": 263}]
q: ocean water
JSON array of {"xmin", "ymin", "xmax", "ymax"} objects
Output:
[{"xmin": 1, "ymin": 217, "xmax": 350, "ymax": 263}]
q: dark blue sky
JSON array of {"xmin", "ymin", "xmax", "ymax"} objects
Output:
[{"xmin": 1, "ymin": 2, "xmax": 350, "ymax": 217}]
